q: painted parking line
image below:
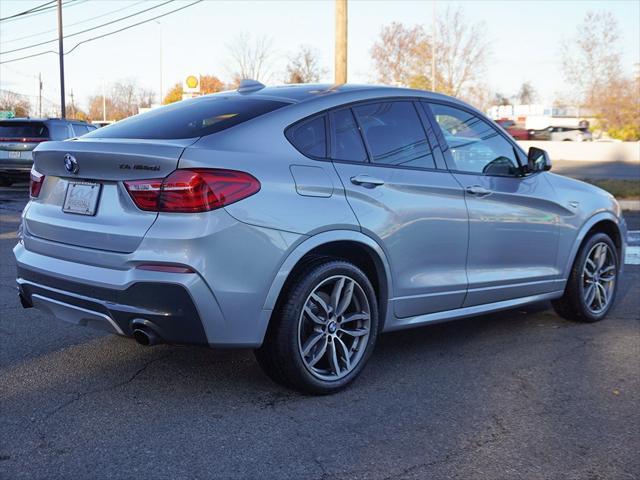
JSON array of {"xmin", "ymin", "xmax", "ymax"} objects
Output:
[{"xmin": 626, "ymin": 230, "xmax": 640, "ymax": 265}]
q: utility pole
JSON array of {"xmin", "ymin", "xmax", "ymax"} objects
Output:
[
  {"xmin": 431, "ymin": 0, "xmax": 436, "ymax": 92},
  {"xmin": 38, "ymin": 73, "xmax": 43, "ymax": 117},
  {"xmin": 57, "ymin": 0, "xmax": 66, "ymax": 118},
  {"xmin": 334, "ymin": 0, "xmax": 347, "ymax": 84}
]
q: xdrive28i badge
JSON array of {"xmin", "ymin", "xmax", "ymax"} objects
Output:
[{"xmin": 64, "ymin": 153, "xmax": 79, "ymax": 174}]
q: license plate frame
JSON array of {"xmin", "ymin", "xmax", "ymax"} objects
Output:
[
  {"xmin": 62, "ymin": 181, "xmax": 102, "ymax": 216},
  {"xmin": 8, "ymin": 151, "xmax": 21, "ymax": 159}
]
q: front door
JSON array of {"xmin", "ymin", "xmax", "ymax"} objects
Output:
[
  {"xmin": 425, "ymin": 102, "xmax": 564, "ymax": 306},
  {"xmin": 329, "ymin": 101, "xmax": 469, "ymax": 319}
]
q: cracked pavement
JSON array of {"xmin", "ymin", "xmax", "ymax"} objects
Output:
[{"xmin": 1, "ymin": 186, "xmax": 639, "ymax": 479}]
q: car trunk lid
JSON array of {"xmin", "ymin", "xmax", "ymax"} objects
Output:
[{"xmin": 25, "ymin": 137, "xmax": 195, "ymax": 253}]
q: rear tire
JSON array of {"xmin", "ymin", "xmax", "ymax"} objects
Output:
[
  {"xmin": 255, "ymin": 259, "xmax": 378, "ymax": 395},
  {"xmin": 552, "ymin": 232, "xmax": 619, "ymax": 322}
]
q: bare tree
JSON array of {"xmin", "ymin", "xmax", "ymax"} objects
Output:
[
  {"xmin": 285, "ymin": 46, "xmax": 325, "ymax": 84},
  {"xmin": 433, "ymin": 7, "xmax": 489, "ymax": 98},
  {"xmin": 561, "ymin": 11, "xmax": 639, "ymax": 140},
  {"xmin": 87, "ymin": 80, "xmax": 157, "ymax": 121},
  {"xmin": 370, "ymin": 8, "xmax": 489, "ymax": 100},
  {"xmin": 517, "ymin": 82, "xmax": 537, "ymax": 104},
  {"xmin": 0, "ymin": 90, "xmax": 30, "ymax": 117},
  {"xmin": 562, "ymin": 11, "xmax": 622, "ymax": 109},
  {"xmin": 370, "ymin": 22, "xmax": 430, "ymax": 86},
  {"xmin": 227, "ymin": 33, "xmax": 274, "ymax": 83}
]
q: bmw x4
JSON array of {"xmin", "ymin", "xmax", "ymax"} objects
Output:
[{"xmin": 15, "ymin": 82, "xmax": 626, "ymax": 394}]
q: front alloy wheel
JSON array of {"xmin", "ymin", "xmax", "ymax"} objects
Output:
[
  {"xmin": 582, "ymin": 242, "xmax": 617, "ymax": 315},
  {"xmin": 552, "ymin": 232, "xmax": 619, "ymax": 322}
]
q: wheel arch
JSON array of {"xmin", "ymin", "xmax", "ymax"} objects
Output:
[
  {"xmin": 564, "ymin": 211, "xmax": 625, "ymax": 278},
  {"xmin": 263, "ymin": 231, "xmax": 393, "ymax": 332}
]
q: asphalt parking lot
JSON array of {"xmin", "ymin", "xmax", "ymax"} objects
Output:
[{"xmin": 1, "ymin": 186, "xmax": 639, "ymax": 480}]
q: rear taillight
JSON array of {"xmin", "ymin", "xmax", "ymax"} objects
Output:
[
  {"xmin": 124, "ymin": 169, "xmax": 260, "ymax": 213},
  {"xmin": 30, "ymin": 168, "xmax": 45, "ymax": 198}
]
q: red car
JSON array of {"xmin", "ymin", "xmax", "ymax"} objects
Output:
[{"xmin": 496, "ymin": 118, "xmax": 530, "ymax": 140}]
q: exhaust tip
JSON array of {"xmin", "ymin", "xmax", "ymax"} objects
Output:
[{"xmin": 132, "ymin": 328, "xmax": 160, "ymax": 347}]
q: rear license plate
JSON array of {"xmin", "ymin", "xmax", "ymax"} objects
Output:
[
  {"xmin": 63, "ymin": 182, "xmax": 101, "ymax": 216},
  {"xmin": 8, "ymin": 151, "xmax": 20, "ymax": 159}
]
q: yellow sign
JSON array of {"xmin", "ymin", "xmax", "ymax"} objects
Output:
[
  {"xmin": 185, "ymin": 75, "xmax": 198, "ymax": 89},
  {"xmin": 183, "ymin": 74, "xmax": 200, "ymax": 94}
]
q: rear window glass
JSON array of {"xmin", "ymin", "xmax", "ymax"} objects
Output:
[
  {"xmin": 286, "ymin": 116, "xmax": 327, "ymax": 158},
  {"xmin": 0, "ymin": 121, "xmax": 49, "ymax": 139},
  {"xmin": 86, "ymin": 96, "xmax": 288, "ymax": 140}
]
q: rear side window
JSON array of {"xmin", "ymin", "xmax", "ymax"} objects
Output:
[
  {"xmin": 87, "ymin": 96, "xmax": 288, "ymax": 140},
  {"xmin": 0, "ymin": 121, "xmax": 49, "ymax": 139},
  {"xmin": 329, "ymin": 109, "xmax": 367, "ymax": 162},
  {"xmin": 49, "ymin": 124, "xmax": 71, "ymax": 140},
  {"xmin": 71, "ymin": 124, "xmax": 91, "ymax": 136},
  {"xmin": 353, "ymin": 102, "xmax": 435, "ymax": 169},
  {"xmin": 286, "ymin": 116, "xmax": 326, "ymax": 158}
]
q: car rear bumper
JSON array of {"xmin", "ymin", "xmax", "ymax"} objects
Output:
[{"xmin": 14, "ymin": 243, "xmax": 224, "ymax": 346}]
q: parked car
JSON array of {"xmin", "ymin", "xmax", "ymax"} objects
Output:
[
  {"xmin": 0, "ymin": 118, "xmax": 97, "ymax": 186},
  {"xmin": 15, "ymin": 82, "xmax": 626, "ymax": 394},
  {"xmin": 528, "ymin": 126, "xmax": 592, "ymax": 142},
  {"xmin": 495, "ymin": 118, "xmax": 530, "ymax": 140}
]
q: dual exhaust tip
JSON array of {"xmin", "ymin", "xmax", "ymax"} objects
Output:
[{"xmin": 132, "ymin": 327, "xmax": 161, "ymax": 347}]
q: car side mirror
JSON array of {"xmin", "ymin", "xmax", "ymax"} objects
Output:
[{"xmin": 527, "ymin": 147, "xmax": 552, "ymax": 173}]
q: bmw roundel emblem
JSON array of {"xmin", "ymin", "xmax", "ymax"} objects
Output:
[{"xmin": 64, "ymin": 153, "xmax": 79, "ymax": 174}]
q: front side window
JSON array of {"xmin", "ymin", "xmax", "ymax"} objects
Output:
[
  {"xmin": 428, "ymin": 103, "xmax": 520, "ymax": 176},
  {"xmin": 329, "ymin": 108, "xmax": 367, "ymax": 162},
  {"xmin": 286, "ymin": 116, "xmax": 326, "ymax": 158},
  {"xmin": 353, "ymin": 101, "xmax": 435, "ymax": 169}
]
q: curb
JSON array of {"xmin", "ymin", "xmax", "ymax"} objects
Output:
[{"xmin": 620, "ymin": 200, "xmax": 640, "ymax": 211}]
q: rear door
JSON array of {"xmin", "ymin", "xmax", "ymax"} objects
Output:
[
  {"xmin": 424, "ymin": 101, "xmax": 563, "ymax": 306},
  {"xmin": 330, "ymin": 100, "xmax": 469, "ymax": 318}
]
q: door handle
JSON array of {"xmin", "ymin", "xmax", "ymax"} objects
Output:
[
  {"xmin": 465, "ymin": 185, "xmax": 492, "ymax": 197},
  {"xmin": 350, "ymin": 174, "xmax": 385, "ymax": 187}
]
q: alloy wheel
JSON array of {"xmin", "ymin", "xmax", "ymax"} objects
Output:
[
  {"xmin": 582, "ymin": 242, "xmax": 617, "ymax": 315},
  {"xmin": 297, "ymin": 275, "xmax": 371, "ymax": 381}
]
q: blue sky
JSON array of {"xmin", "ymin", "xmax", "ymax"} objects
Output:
[{"xmin": 1, "ymin": 0, "xmax": 639, "ymax": 110}]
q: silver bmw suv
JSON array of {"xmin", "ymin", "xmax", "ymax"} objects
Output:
[{"xmin": 15, "ymin": 82, "xmax": 626, "ymax": 394}]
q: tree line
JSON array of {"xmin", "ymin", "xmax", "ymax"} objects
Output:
[{"xmin": 3, "ymin": 8, "xmax": 637, "ymax": 140}]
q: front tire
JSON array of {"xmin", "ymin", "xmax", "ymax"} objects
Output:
[
  {"xmin": 552, "ymin": 232, "xmax": 619, "ymax": 322},
  {"xmin": 255, "ymin": 259, "xmax": 379, "ymax": 394}
]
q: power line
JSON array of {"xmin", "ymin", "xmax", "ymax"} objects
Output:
[
  {"xmin": 0, "ymin": 0, "xmax": 87, "ymax": 23},
  {"xmin": 2, "ymin": 0, "xmax": 174, "ymax": 54},
  {"xmin": 0, "ymin": 0, "xmax": 204, "ymax": 65},
  {"xmin": 0, "ymin": 0, "xmax": 56, "ymax": 22},
  {"xmin": 1, "ymin": 0, "xmax": 147, "ymax": 45}
]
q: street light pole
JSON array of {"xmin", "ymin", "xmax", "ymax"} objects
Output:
[
  {"xmin": 156, "ymin": 21, "xmax": 163, "ymax": 104},
  {"xmin": 57, "ymin": 0, "xmax": 66, "ymax": 118},
  {"xmin": 334, "ymin": 0, "xmax": 347, "ymax": 84}
]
